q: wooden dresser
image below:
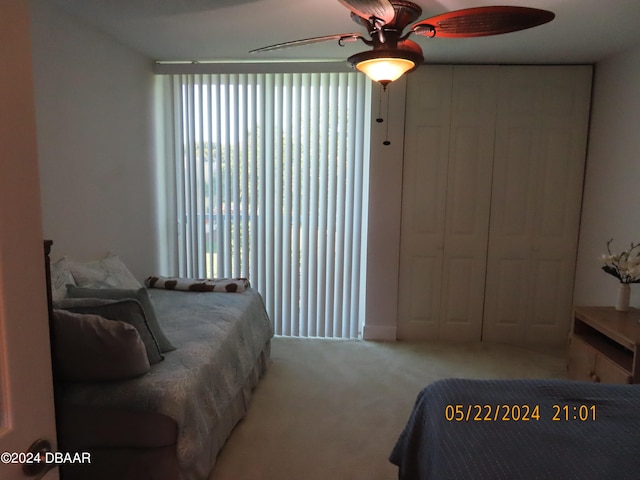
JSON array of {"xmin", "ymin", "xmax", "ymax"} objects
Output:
[{"xmin": 568, "ymin": 306, "xmax": 640, "ymax": 384}]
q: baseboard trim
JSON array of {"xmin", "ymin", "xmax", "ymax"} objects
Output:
[{"xmin": 362, "ymin": 324, "xmax": 397, "ymax": 341}]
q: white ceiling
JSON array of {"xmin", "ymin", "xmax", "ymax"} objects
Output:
[{"xmin": 47, "ymin": 0, "xmax": 640, "ymax": 65}]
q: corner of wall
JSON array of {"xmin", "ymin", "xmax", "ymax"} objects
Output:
[
  {"xmin": 363, "ymin": 77, "xmax": 408, "ymax": 342},
  {"xmin": 362, "ymin": 324, "xmax": 398, "ymax": 341}
]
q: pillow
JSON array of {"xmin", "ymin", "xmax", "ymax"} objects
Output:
[
  {"xmin": 61, "ymin": 298, "xmax": 164, "ymax": 364},
  {"xmin": 52, "ymin": 309, "xmax": 150, "ymax": 381},
  {"xmin": 50, "ymin": 257, "xmax": 76, "ymax": 303},
  {"xmin": 68, "ymin": 253, "xmax": 142, "ymax": 289},
  {"xmin": 66, "ymin": 285, "xmax": 176, "ymax": 353}
]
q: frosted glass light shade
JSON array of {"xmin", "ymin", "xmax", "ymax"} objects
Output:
[{"xmin": 355, "ymin": 57, "xmax": 416, "ymax": 86}]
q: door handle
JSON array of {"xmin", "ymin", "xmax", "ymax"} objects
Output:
[{"xmin": 21, "ymin": 439, "xmax": 56, "ymax": 478}]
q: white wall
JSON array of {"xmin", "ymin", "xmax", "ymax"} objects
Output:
[
  {"xmin": 362, "ymin": 80, "xmax": 407, "ymax": 340},
  {"xmin": 574, "ymin": 43, "xmax": 640, "ymax": 308},
  {"xmin": 29, "ymin": 1, "xmax": 157, "ymax": 280}
]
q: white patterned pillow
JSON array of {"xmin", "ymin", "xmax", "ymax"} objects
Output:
[
  {"xmin": 50, "ymin": 257, "xmax": 76, "ymax": 303},
  {"xmin": 68, "ymin": 253, "xmax": 142, "ymax": 289}
]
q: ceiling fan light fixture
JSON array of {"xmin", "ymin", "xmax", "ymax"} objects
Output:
[
  {"xmin": 356, "ymin": 57, "xmax": 415, "ymax": 86},
  {"xmin": 348, "ymin": 49, "xmax": 423, "ymax": 88}
]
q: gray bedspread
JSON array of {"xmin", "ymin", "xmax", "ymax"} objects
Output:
[
  {"xmin": 390, "ymin": 378, "xmax": 640, "ymax": 480},
  {"xmin": 57, "ymin": 288, "xmax": 273, "ymax": 478}
]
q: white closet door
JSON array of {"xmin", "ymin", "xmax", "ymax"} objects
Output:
[
  {"xmin": 398, "ymin": 66, "xmax": 498, "ymax": 340},
  {"xmin": 482, "ymin": 66, "xmax": 592, "ymax": 345},
  {"xmin": 397, "ymin": 66, "xmax": 453, "ymax": 340},
  {"xmin": 440, "ymin": 66, "xmax": 497, "ymax": 341}
]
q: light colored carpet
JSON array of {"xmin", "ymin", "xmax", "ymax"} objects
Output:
[{"xmin": 209, "ymin": 338, "xmax": 567, "ymax": 480}]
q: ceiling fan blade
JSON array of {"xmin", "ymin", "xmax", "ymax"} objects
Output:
[
  {"xmin": 250, "ymin": 33, "xmax": 363, "ymax": 53},
  {"xmin": 337, "ymin": 0, "xmax": 396, "ymax": 24},
  {"xmin": 412, "ymin": 6, "xmax": 554, "ymax": 38}
]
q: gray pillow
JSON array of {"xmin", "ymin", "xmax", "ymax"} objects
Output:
[
  {"xmin": 62, "ymin": 298, "xmax": 164, "ymax": 364},
  {"xmin": 66, "ymin": 285, "xmax": 176, "ymax": 353},
  {"xmin": 52, "ymin": 309, "xmax": 151, "ymax": 381}
]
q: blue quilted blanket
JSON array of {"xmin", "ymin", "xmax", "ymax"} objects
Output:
[
  {"xmin": 57, "ymin": 288, "xmax": 273, "ymax": 480},
  {"xmin": 390, "ymin": 378, "xmax": 640, "ymax": 479}
]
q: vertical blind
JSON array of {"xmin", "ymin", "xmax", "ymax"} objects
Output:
[{"xmin": 160, "ymin": 72, "xmax": 371, "ymax": 338}]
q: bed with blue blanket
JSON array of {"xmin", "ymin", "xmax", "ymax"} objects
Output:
[
  {"xmin": 45, "ymin": 243, "xmax": 273, "ymax": 480},
  {"xmin": 390, "ymin": 378, "xmax": 640, "ymax": 480}
]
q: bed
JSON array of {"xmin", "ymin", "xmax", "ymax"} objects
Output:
[
  {"xmin": 389, "ymin": 377, "xmax": 640, "ymax": 479},
  {"xmin": 44, "ymin": 242, "xmax": 274, "ymax": 480}
]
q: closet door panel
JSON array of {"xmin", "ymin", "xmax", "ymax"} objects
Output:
[
  {"xmin": 483, "ymin": 86, "xmax": 539, "ymax": 344},
  {"xmin": 398, "ymin": 66, "xmax": 453, "ymax": 340},
  {"xmin": 530, "ymin": 258, "xmax": 564, "ymax": 324},
  {"xmin": 498, "ymin": 130, "xmax": 538, "ymax": 237},
  {"xmin": 398, "ymin": 66, "xmax": 496, "ymax": 341},
  {"xmin": 409, "ymin": 127, "xmax": 449, "ymax": 237},
  {"xmin": 535, "ymin": 126, "xmax": 586, "ymax": 246},
  {"xmin": 440, "ymin": 67, "xmax": 497, "ymax": 341},
  {"xmin": 407, "ymin": 256, "xmax": 441, "ymax": 322},
  {"xmin": 526, "ymin": 117, "xmax": 589, "ymax": 342},
  {"xmin": 483, "ymin": 66, "xmax": 592, "ymax": 345},
  {"xmin": 485, "ymin": 258, "xmax": 530, "ymax": 343},
  {"xmin": 440, "ymin": 255, "xmax": 485, "ymax": 341},
  {"xmin": 527, "ymin": 68, "xmax": 590, "ymax": 344}
]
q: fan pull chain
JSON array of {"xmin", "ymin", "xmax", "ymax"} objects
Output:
[
  {"xmin": 376, "ymin": 84, "xmax": 391, "ymax": 146},
  {"xmin": 383, "ymin": 86, "xmax": 391, "ymax": 145},
  {"xmin": 376, "ymin": 88, "xmax": 384, "ymax": 124}
]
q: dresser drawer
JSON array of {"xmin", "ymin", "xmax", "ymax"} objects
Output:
[
  {"xmin": 568, "ymin": 335, "xmax": 633, "ymax": 384},
  {"xmin": 594, "ymin": 354, "xmax": 633, "ymax": 384},
  {"xmin": 567, "ymin": 336, "xmax": 596, "ymax": 382}
]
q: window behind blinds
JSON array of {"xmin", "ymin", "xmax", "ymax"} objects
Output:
[{"xmin": 158, "ymin": 72, "xmax": 371, "ymax": 338}]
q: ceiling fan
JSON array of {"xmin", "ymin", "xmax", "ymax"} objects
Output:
[{"xmin": 250, "ymin": 0, "xmax": 555, "ymax": 88}]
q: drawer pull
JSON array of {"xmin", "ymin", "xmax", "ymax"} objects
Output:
[{"xmin": 590, "ymin": 373, "xmax": 600, "ymax": 383}]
